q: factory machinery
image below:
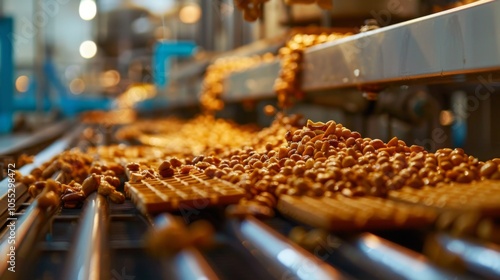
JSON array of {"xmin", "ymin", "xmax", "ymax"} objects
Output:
[{"xmin": 1, "ymin": 1, "xmax": 500, "ymax": 279}]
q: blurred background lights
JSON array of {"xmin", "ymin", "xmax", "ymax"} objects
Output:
[
  {"xmin": 15, "ymin": 75, "xmax": 30, "ymax": 93},
  {"xmin": 117, "ymin": 83, "xmax": 156, "ymax": 108},
  {"xmin": 131, "ymin": 0, "xmax": 176, "ymax": 15},
  {"xmin": 179, "ymin": 3, "xmax": 202, "ymax": 24},
  {"xmin": 79, "ymin": 40, "xmax": 97, "ymax": 59},
  {"xmin": 69, "ymin": 78, "xmax": 86, "ymax": 94},
  {"xmin": 79, "ymin": 0, "xmax": 97, "ymax": 21},
  {"xmin": 154, "ymin": 26, "xmax": 171, "ymax": 40},
  {"xmin": 100, "ymin": 70, "xmax": 121, "ymax": 88},
  {"xmin": 132, "ymin": 17, "xmax": 152, "ymax": 34}
]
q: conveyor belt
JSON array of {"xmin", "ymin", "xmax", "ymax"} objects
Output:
[
  {"xmin": 220, "ymin": 1, "xmax": 500, "ymax": 102},
  {"xmin": 2, "ymin": 192, "xmax": 498, "ymax": 279},
  {"xmin": 0, "ymin": 125, "xmax": 499, "ymax": 280},
  {"xmin": 0, "ymin": 120, "xmax": 72, "ymax": 157}
]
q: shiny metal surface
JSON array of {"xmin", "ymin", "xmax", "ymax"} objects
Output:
[
  {"xmin": 0, "ymin": 120, "xmax": 72, "ymax": 155},
  {"xmin": 350, "ymin": 233, "xmax": 457, "ymax": 280},
  {"xmin": 436, "ymin": 233, "xmax": 500, "ymax": 278},
  {"xmin": 219, "ymin": 2, "xmax": 500, "ymax": 102},
  {"xmin": 0, "ymin": 204, "xmax": 41, "ymax": 277},
  {"xmin": 232, "ymin": 216, "xmax": 347, "ymax": 280},
  {"xmin": 169, "ymin": 248, "xmax": 220, "ymax": 280},
  {"xmin": 64, "ymin": 193, "xmax": 109, "ymax": 280},
  {"xmin": 302, "ymin": 0, "xmax": 500, "ymax": 91},
  {"xmin": 224, "ymin": 60, "xmax": 280, "ymax": 101},
  {"xmin": 0, "ymin": 200, "xmax": 58, "ymax": 278},
  {"xmin": 0, "ymin": 124, "xmax": 83, "ymax": 199}
]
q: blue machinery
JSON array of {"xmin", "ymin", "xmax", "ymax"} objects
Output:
[
  {"xmin": 0, "ymin": 16, "xmax": 112, "ymax": 133},
  {"xmin": 0, "ymin": 17, "xmax": 14, "ymax": 134},
  {"xmin": 153, "ymin": 40, "xmax": 197, "ymax": 90},
  {"xmin": 0, "ymin": 14, "xmax": 197, "ymax": 133},
  {"xmin": 135, "ymin": 40, "xmax": 197, "ymax": 111}
]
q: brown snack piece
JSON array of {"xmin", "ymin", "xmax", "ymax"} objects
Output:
[
  {"xmin": 103, "ymin": 170, "xmax": 116, "ymax": 177},
  {"xmin": 108, "ymin": 163, "xmax": 125, "ymax": 176},
  {"xmin": 68, "ymin": 181, "xmax": 83, "ymax": 192},
  {"xmin": 30, "ymin": 167, "xmax": 43, "ymax": 179},
  {"xmin": 103, "ymin": 176, "xmax": 121, "ymax": 188},
  {"xmin": 46, "ymin": 179, "xmax": 62, "ymax": 194},
  {"xmin": 158, "ymin": 167, "xmax": 175, "ymax": 178},
  {"xmin": 28, "ymin": 184, "xmax": 43, "ymax": 198},
  {"xmin": 109, "ymin": 190, "xmax": 125, "ymax": 204},
  {"xmin": 98, "ymin": 181, "xmax": 115, "ymax": 196},
  {"xmin": 480, "ymin": 161, "xmax": 497, "ymax": 178},
  {"xmin": 17, "ymin": 153, "xmax": 34, "ymax": 167},
  {"xmin": 41, "ymin": 161, "xmax": 59, "ymax": 179},
  {"xmin": 126, "ymin": 162, "xmax": 140, "ymax": 172},
  {"xmin": 179, "ymin": 165, "xmax": 195, "ymax": 175},
  {"xmin": 82, "ymin": 174, "xmax": 101, "ymax": 196},
  {"xmin": 170, "ymin": 157, "xmax": 183, "ymax": 168},
  {"xmin": 22, "ymin": 175, "xmax": 36, "ymax": 186},
  {"xmin": 158, "ymin": 160, "xmax": 175, "ymax": 178},
  {"xmin": 89, "ymin": 165, "xmax": 102, "ymax": 175},
  {"xmin": 37, "ymin": 191, "xmax": 60, "ymax": 209},
  {"xmin": 61, "ymin": 192, "xmax": 85, "ymax": 203}
]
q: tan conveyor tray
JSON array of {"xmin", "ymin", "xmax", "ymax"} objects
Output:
[{"xmin": 125, "ymin": 171, "xmax": 246, "ymax": 215}]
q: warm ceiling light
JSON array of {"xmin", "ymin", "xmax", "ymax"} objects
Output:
[
  {"xmin": 79, "ymin": 40, "xmax": 97, "ymax": 59},
  {"xmin": 79, "ymin": 0, "xmax": 97, "ymax": 21},
  {"xmin": 15, "ymin": 75, "xmax": 30, "ymax": 93},
  {"xmin": 179, "ymin": 3, "xmax": 202, "ymax": 24}
]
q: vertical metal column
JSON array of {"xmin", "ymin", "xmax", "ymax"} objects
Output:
[
  {"xmin": 0, "ymin": 17, "xmax": 14, "ymax": 134},
  {"xmin": 321, "ymin": 10, "xmax": 332, "ymax": 27},
  {"xmin": 34, "ymin": 0, "xmax": 46, "ymax": 120},
  {"xmin": 198, "ymin": 0, "xmax": 215, "ymax": 51},
  {"xmin": 223, "ymin": 0, "xmax": 235, "ymax": 50}
]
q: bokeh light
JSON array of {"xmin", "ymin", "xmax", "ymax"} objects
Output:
[
  {"xmin": 79, "ymin": 40, "xmax": 97, "ymax": 59},
  {"xmin": 179, "ymin": 4, "xmax": 202, "ymax": 24},
  {"xmin": 15, "ymin": 75, "xmax": 30, "ymax": 93},
  {"xmin": 70, "ymin": 78, "xmax": 86, "ymax": 94},
  {"xmin": 79, "ymin": 0, "xmax": 97, "ymax": 21}
]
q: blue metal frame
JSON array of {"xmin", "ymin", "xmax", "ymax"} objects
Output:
[
  {"xmin": 153, "ymin": 40, "xmax": 197, "ymax": 89},
  {"xmin": 0, "ymin": 17, "xmax": 14, "ymax": 134}
]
